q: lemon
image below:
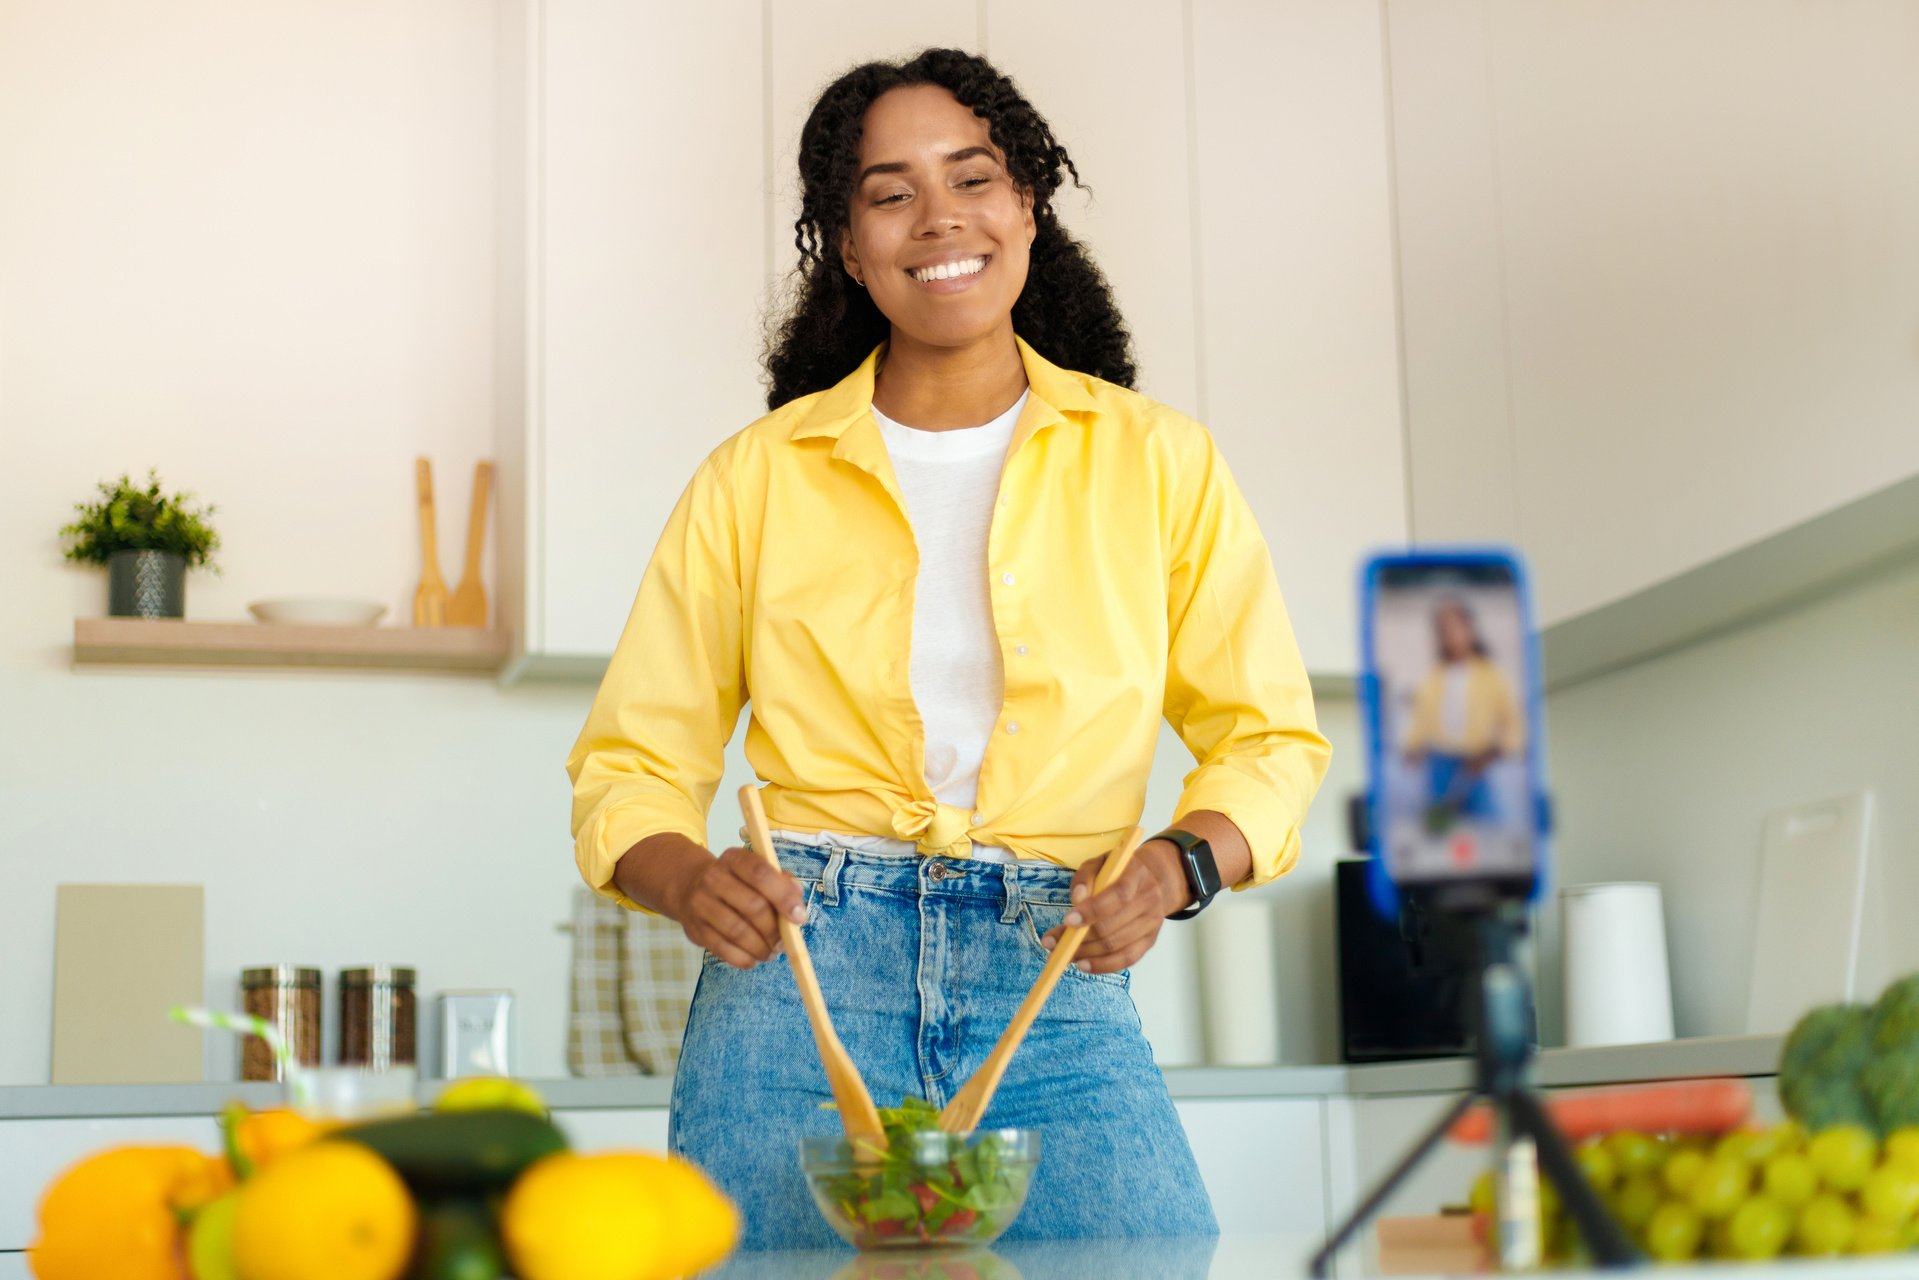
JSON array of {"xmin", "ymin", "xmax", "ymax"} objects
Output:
[
  {"xmin": 231, "ymin": 1142, "xmax": 415, "ymax": 1280},
  {"xmin": 502, "ymin": 1151, "xmax": 739, "ymax": 1280},
  {"xmin": 434, "ymin": 1076, "xmax": 547, "ymax": 1117},
  {"xmin": 188, "ymin": 1190, "xmax": 241, "ymax": 1280}
]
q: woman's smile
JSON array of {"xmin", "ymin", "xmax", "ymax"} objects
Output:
[{"xmin": 906, "ymin": 252, "xmax": 991, "ymax": 291}]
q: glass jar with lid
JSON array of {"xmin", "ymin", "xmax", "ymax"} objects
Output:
[
  {"xmin": 339, "ymin": 965, "xmax": 417, "ymax": 1070},
  {"xmin": 239, "ymin": 966, "xmax": 322, "ymax": 1081}
]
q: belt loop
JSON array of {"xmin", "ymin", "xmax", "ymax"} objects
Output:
[
  {"xmin": 996, "ymin": 864, "xmax": 1022, "ymax": 924},
  {"xmin": 820, "ymin": 846, "xmax": 846, "ymax": 907}
]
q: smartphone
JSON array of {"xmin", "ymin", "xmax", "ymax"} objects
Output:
[{"xmin": 1358, "ymin": 550, "xmax": 1549, "ymax": 918}]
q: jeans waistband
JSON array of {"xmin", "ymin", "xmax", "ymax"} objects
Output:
[{"xmin": 767, "ymin": 836, "xmax": 1079, "ymax": 913}]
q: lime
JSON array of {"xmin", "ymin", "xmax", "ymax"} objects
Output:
[
  {"xmin": 1686, "ymin": 1156, "xmax": 1752, "ymax": 1221},
  {"xmin": 1761, "ymin": 1151, "xmax": 1818, "ymax": 1208},
  {"xmin": 1643, "ymin": 1201, "xmax": 1703, "ymax": 1262},
  {"xmin": 1611, "ymin": 1173, "xmax": 1662, "ymax": 1233},
  {"xmin": 1468, "ymin": 1169, "xmax": 1497, "ymax": 1218},
  {"xmin": 1852, "ymin": 1215, "xmax": 1903, "ymax": 1255},
  {"xmin": 1795, "ymin": 1193, "xmax": 1856, "ymax": 1256},
  {"xmin": 434, "ymin": 1077, "xmax": 547, "ymax": 1117},
  {"xmin": 1860, "ymin": 1163, "xmax": 1919, "ymax": 1225},
  {"xmin": 1885, "ymin": 1128, "xmax": 1919, "ymax": 1176},
  {"xmin": 1725, "ymin": 1195, "xmax": 1791, "ymax": 1260},
  {"xmin": 1573, "ymin": 1142, "xmax": 1618, "ymax": 1195},
  {"xmin": 187, "ymin": 1189, "xmax": 242, "ymax": 1280},
  {"xmin": 1662, "ymin": 1148, "xmax": 1707, "ymax": 1197},
  {"xmin": 1604, "ymin": 1131, "xmax": 1664, "ymax": 1178},
  {"xmin": 1807, "ymin": 1125, "xmax": 1877, "ymax": 1193}
]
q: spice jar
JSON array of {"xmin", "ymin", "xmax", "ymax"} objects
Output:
[
  {"xmin": 239, "ymin": 966, "xmax": 322, "ymax": 1081},
  {"xmin": 339, "ymin": 966, "xmax": 417, "ymax": 1069}
]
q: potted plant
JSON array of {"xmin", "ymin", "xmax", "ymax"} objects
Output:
[{"xmin": 61, "ymin": 470, "xmax": 220, "ymax": 618}]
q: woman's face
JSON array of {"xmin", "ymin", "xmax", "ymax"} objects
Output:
[
  {"xmin": 840, "ymin": 84, "xmax": 1036, "ymax": 353},
  {"xmin": 1436, "ymin": 605, "xmax": 1476, "ymax": 662}
]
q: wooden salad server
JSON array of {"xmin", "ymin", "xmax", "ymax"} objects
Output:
[
  {"xmin": 446, "ymin": 459, "xmax": 493, "ymax": 627},
  {"xmin": 936, "ymin": 827, "xmax": 1146, "ymax": 1133},
  {"xmin": 411, "ymin": 457, "xmax": 449, "ymax": 627},
  {"xmin": 739, "ymin": 786, "xmax": 887, "ymax": 1155}
]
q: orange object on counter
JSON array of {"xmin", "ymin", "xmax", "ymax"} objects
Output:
[
  {"xmin": 223, "ymin": 1105, "xmax": 327, "ymax": 1179},
  {"xmin": 29, "ymin": 1145, "xmax": 228, "ymax": 1280},
  {"xmin": 1449, "ymin": 1078, "xmax": 1753, "ymax": 1145}
]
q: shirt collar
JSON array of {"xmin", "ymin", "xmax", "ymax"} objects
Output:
[{"xmin": 787, "ymin": 335, "xmax": 1103, "ymax": 443}]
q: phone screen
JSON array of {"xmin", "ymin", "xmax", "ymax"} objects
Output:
[{"xmin": 1365, "ymin": 555, "xmax": 1541, "ymax": 896}]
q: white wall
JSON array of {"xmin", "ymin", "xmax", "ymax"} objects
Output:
[
  {"xmin": 0, "ymin": 0, "xmax": 597, "ymax": 1083},
  {"xmin": 1535, "ymin": 557, "xmax": 1919, "ymax": 1045}
]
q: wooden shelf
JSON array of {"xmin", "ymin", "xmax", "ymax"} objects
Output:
[{"xmin": 72, "ymin": 618, "xmax": 512, "ymax": 674}]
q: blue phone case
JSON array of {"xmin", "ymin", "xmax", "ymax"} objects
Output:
[{"xmin": 1357, "ymin": 548, "xmax": 1551, "ymax": 922}]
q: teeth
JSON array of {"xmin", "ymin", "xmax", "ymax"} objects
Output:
[{"xmin": 912, "ymin": 256, "xmax": 986, "ymax": 283}]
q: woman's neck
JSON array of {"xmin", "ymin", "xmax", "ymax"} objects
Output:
[{"xmin": 871, "ymin": 325, "xmax": 1028, "ymax": 431}]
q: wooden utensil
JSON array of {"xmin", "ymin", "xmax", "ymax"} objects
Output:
[
  {"xmin": 447, "ymin": 460, "xmax": 494, "ymax": 628},
  {"xmin": 412, "ymin": 457, "xmax": 449, "ymax": 627},
  {"xmin": 937, "ymin": 827, "xmax": 1146, "ymax": 1133},
  {"xmin": 739, "ymin": 785, "xmax": 887, "ymax": 1155}
]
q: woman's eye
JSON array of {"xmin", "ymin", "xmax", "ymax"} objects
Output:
[
  {"xmin": 958, "ymin": 176, "xmax": 992, "ymax": 190},
  {"xmin": 874, "ymin": 192, "xmax": 909, "ymax": 206}
]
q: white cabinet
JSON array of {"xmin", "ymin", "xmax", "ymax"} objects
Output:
[
  {"xmin": 511, "ymin": 0, "xmax": 769, "ymax": 662},
  {"xmin": 551, "ymin": 1105, "xmax": 670, "ymax": 1151},
  {"xmin": 1176, "ymin": 1097, "xmax": 1330, "ymax": 1236},
  {"xmin": 1189, "ymin": 0, "xmax": 1408, "ymax": 674},
  {"xmin": 985, "ymin": 0, "xmax": 1200, "ymax": 416},
  {"xmin": 1391, "ymin": 1, "xmax": 1919, "ymax": 625}
]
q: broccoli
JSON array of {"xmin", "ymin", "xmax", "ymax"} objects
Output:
[
  {"xmin": 1778, "ymin": 1002, "xmax": 1877, "ymax": 1133},
  {"xmin": 1864, "ymin": 973, "xmax": 1919, "ymax": 1133}
]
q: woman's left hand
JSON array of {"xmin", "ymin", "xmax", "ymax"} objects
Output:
[{"xmin": 1039, "ymin": 838, "xmax": 1191, "ymax": 974}]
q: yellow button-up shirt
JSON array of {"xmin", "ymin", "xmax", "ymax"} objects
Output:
[{"xmin": 568, "ymin": 338, "xmax": 1331, "ymax": 907}]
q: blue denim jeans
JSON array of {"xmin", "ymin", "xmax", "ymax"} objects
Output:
[{"xmin": 669, "ymin": 839, "xmax": 1218, "ymax": 1252}]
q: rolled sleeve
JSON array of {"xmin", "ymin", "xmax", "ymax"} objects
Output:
[
  {"xmin": 566, "ymin": 452, "xmax": 746, "ymax": 908},
  {"xmin": 1162, "ymin": 435, "xmax": 1332, "ymax": 889}
]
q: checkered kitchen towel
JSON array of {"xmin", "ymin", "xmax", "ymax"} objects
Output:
[{"xmin": 565, "ymin": 888, "xmax": 702, "ymax": 1076}]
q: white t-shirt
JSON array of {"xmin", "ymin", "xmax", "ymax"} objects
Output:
[{"xmin": 772, "ymin": 390, "xmax": 1031, "ymax": 861}]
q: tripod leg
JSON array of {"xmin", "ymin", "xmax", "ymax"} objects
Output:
[
  {"xmin": 1507, "ymin": 1091, "xmax": 1643, "ymax": 1268},
  {"xmin": 1309, "ymin": 1091, "xmax": 1480, "ymax": 1279}
]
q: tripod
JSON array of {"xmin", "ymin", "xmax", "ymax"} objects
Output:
[{"xmin": 1310, "ymin": 897, "xmax": 1642, "ymax": 1276}]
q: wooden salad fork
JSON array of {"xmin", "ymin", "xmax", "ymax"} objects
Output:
[
  {"xmin": 739, "ymin": 786, "xmax": 887, "ymax": 1156},
  {"xmin": 936, "ymin": 827, "xmax": 1146, "ymax": 1133}
]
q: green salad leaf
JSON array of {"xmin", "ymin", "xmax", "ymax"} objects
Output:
[{"xmin": 820, "ymin": 1097, "xmax": 1030, "ymax": 1247}]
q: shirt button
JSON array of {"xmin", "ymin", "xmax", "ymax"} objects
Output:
[
  {"xmin": 1001, "ymin": 572, "xmax": 1016, "ymax": 586},
  {"xmin": 1015, "ymin": 645, "xmax": 1029, "ymax": 656},
  {"xmin": 971, "ymin": 811, "xmax": 985, "ymax": 825},
  {"xmin": 1006, "ymin": 722, "xmax": 1022, "ymax": 735}
]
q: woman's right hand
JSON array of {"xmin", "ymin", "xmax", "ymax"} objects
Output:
[{"xmin": 667, "ymin": 845, "xmax": 809, "ymax": 969}]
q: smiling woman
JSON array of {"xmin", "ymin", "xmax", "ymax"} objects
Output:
[{"xmin": 566, "ymin": 47, "xmax": 1331, "ymax": 1251}]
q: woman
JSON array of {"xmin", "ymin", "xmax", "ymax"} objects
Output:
[
  {"xmin": 568, "ymin": 49, "xmax": 1330, "ymax": 1249},
  {"xmin": 1399, "ymin": 596, "xmax": 1523, "ymax": 826}
]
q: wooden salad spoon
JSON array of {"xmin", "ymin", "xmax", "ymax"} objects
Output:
[
  {"xmin": 739, "ymin": 786, "xmax": 887, "ymax": 1156},
  {"xmin": 936, "ymin": 827, "xmax": 1146, "ymax": 1133}
]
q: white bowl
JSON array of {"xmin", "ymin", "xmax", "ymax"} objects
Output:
[{"xmin": 247, "ymin": 598, "xmax": 388, "ymax": 627}]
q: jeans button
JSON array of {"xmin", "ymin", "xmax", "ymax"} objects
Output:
[{"xmin": 928, "ymin": 862, "xmax": 949, "ymax": 881}]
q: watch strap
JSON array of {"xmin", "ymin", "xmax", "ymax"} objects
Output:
[{"xmin": 1156, "ymin": 828, "xmax": 1221, "ymax": 921}]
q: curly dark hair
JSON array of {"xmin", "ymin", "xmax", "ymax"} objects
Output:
[{"xmin": 763, "ymin": 48, "xmax": 1137, "ymax": 409}]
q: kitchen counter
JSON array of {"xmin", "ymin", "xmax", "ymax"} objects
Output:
[
  {"xmin": 0, "ymin": 1034, "xmax": 1782, "ymax": 1119},
  {"xmin": 703, "ymin": 1235, "xmax": 1908, "ymax": 1280}
]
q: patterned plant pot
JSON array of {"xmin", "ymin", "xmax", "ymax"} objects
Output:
[{"xmin": 107, "ymin": 549, "xmax": 186, "ymax": 618}]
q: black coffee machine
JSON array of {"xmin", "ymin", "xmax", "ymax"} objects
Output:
[{"xmin": 1333, "ymin": 857, "xmax": 1472, "ymax": 1062}]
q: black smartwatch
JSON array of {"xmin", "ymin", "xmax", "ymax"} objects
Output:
[{"xmin": 1156, "ymin": 828, "xmax": 1222, "ymax": 920}]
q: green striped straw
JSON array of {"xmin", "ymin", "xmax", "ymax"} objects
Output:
[{"xmin": 169, "ymin": 1006, "xmax": 313, "ymax": 1107}]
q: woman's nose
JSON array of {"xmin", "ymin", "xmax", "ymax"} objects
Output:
[{"xmin": 913, "ymin": 188, "xmax": 963, "ymax": 237}]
